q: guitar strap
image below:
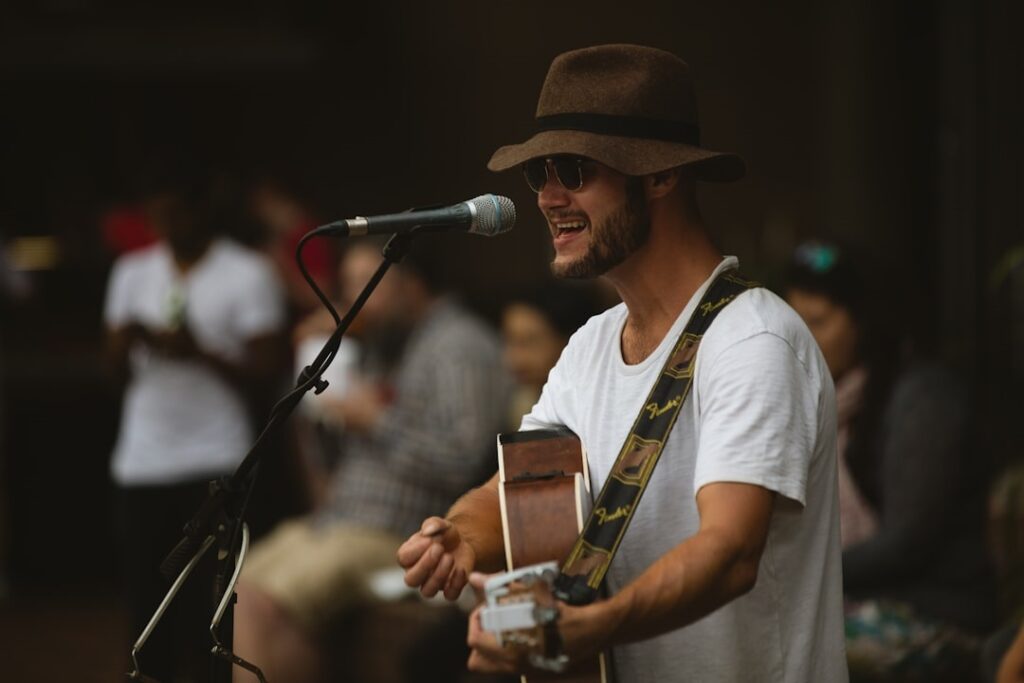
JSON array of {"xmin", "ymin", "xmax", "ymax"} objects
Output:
[{"xmin": 554, "ymin": 269, "xmax": 759, "ymax": 606}]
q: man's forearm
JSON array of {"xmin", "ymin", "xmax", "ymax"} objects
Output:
[
  {"xmin": 586, "ymin": 482, "xmax": 774, "ymax": 649},
  {"xmin": 597, "ymin": 526, "xmax": 761, "ymax": 646},
  {"xmin": 105, "ymin": 324, "xmax": 150, "ymax": 385},
  {"xmin": 197, "ymin": 333, "xmax": 283, "ymax": 397},
  {"xmin": 446, "ymin": 478, "xmax": 507, "ymax": 574}
]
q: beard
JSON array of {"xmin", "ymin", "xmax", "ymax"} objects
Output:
[{"xmin": 551, "ymin": 178, "xmax": 650, "ymax": 279}]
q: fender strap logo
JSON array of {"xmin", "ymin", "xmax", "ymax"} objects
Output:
[
  {"xmin": 594, "ymin": 505, "xmax": 632, "ymax": 525},
  {"xmin": 644, "ymin": 395, "xmax": 682, "ymax": 420},
  {"xmin": 700, "ymin": 294, "xmax": 738, "ymax": 316}
]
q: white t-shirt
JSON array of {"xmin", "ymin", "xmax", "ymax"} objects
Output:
[
  {"xmin": 522, "ymin": 257, "xmax": 847, "ymax": 682},
  {"xmin": 104, "ymin": 239, "xmax": 285, "ymax": 486}
]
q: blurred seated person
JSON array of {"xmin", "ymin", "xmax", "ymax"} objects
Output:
[
  {"xmin": 501, "ymin": 282, "xmax": 601, "ymax": 425},
  {"xmin": 233, "ymin": 239, "xmax": 512, "ymax": 683},
  {"xmin": 288, "ymin": 244, "xmax": 399, "ymax": 507},
  {"xmin": 784, "ymin": 241, "xmax": 996, "ymax": 682},
  {"xmin": 104, "ymin": 165, "xmax": 287, "ymax": 682}
]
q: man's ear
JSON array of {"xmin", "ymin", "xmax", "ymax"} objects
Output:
[{"xmin": 643, "ymin": 167, "xmax": 682, "ymax": 200}]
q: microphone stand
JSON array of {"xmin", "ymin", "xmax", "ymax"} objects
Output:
[{"xmin": 126, "ymin": 232, "xmax": 415, "ymax": 683}]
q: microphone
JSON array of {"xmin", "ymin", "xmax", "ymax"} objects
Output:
[{"xmin": 320, "ymin": 194, "xmax": 516, "ymax": 238}]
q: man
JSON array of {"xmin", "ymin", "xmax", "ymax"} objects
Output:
[
  {"xmin": 398, "ymin": 44, "xmax": 847, "ymax": 681},
  {"xmin": 234, "ymin": 240, "xmax": 511, "ymax": 683},
  {"xmin": 105, "ymin": 169, "xmax": 286, "ymax": 683}
]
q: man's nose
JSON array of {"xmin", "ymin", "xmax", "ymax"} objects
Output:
[{"xmin": 537, "ymin": 168, "xmax": 571, "ymax": 212}]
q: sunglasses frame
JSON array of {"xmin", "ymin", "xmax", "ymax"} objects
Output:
[{"xmin": 522, "ymin": 156, "xmax": 591, "ymax": 194}]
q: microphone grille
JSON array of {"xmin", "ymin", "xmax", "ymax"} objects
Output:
[{"xmin": 469, "ymin": 195, "xmax": 516, "ymax": 237}]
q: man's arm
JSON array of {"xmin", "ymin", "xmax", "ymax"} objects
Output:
[
  {"xmin": 587, "ymin": 481, "xmax": 773, "ymax": 645},
  {"xmin": 105, "ymin": 322, "xmax": 152, "ymax": 385},
  {"xmin": 843, "ymin": 367, "xmax": 969, "ymax": 591},
  {"xmin": 147, "ymin": 325, "xmax": 284, "ymax": 397},
  {"xmin": 466, "ymin": 480, "xmax": 775, "ymax": 671},
  {"xmin": 397, "ymin": 472, "xmax": 507, "ymax": 600}
]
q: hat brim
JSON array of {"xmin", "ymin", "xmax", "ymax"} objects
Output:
[{"xmin": 487, "ymin": 130, "xmax": 745, "ymax": 182}]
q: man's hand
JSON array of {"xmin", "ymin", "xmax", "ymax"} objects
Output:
[
  {"xmin": 321, "ymin": 381, "xmax": 387, "ymax": 434},
  {"xmin": 466, "ymin": 594, "xmax": 520, "ymax": 674},
  {"xmin": 465, "ymin": 572, "xmax": 613, "ymax": 674},
  {"xmin": 121, "ymin": 321, "xmax": 154, "ymax": 347},
  {"xmin": 397, "ymin": 517, "xmax": 476, "ymax": 600},
  {"xmin": 149, "ymin": 324, "xmax": 203, "ymax": 359}
]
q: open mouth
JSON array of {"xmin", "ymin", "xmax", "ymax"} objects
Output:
[{"xmin": 552, "ymin": 218, "xmax": 588, "ymax": 239}]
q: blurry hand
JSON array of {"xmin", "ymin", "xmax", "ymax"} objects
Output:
[
  {"xmin": 321, "ymin": 380, "xmax": 386, "ymax": 433},
  {"xmin": 150, "ymin": 324, "xmax": 202, "ymax": 359},
  {"xmin": 292, "ymin": 307, "xmax": 338, "ymax": 346},
  {"xmin": 122, "ymin": 321, "xmax": 154, "ymax": 347},
  {"xmin": 467, "ymin": 572, "xmax": 521, "ymax": 673},
  {"xmin": 397, "ymin": 517, "xmax": 476, "ymax": 600}
]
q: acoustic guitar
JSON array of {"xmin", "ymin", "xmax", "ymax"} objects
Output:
[{"xmin": 480, "ymin": 428, "xmax": 611, "ymax": 683}]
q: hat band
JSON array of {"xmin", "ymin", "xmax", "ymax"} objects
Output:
[{"xmin": 535, "ymin": 112, "xmax": 700, "ymax": 145}]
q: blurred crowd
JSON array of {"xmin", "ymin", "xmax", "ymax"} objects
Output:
[{"xmin": 1, "ymin": 162, "xmax": 1023, "ymax": 683}]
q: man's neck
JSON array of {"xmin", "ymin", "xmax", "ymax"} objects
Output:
[
  {"xmin": 606, "ymin": 217, "xmax": 722, "ymax": 365},
  {"xmin": 171, "ymin": 237, "xmax": 214, "ymax": 274}
]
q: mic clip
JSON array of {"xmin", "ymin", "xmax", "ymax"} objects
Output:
[{"xmin": 299, "ymin": 364, "xmax": 330, "ymax": 395}]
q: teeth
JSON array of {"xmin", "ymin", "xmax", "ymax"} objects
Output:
[{"xmin": 556, "ymin": 220, "xmax": 587, "ymax": 230}]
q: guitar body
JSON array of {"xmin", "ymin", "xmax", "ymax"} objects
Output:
[{"xmin": 496, "ymin": 428, "xmax": 611, "ymax": 683}]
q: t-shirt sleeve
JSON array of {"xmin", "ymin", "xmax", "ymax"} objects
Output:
[
  {"xmin": 693, "ymin": 332, "xmax": 817, "ymax": 506},
  {"xmin": 233, "ymin": 259, "xmax": 286, "ymax": 337},
  {"xmin": 103, "ymin": 257, "xmax": 134, "ymax": 329}
]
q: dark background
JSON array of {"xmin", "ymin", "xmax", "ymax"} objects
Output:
[{"xmin": 0, "ymin": 0, "xmax": 1021, "ymax": 679}]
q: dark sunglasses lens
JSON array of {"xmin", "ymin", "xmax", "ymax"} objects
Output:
[
  {"xmin": 523, "ymin": 159, "xmax": 548, "ymax": 193},
  {"xmin": 552, "ymin": 158, "xmax": 583, "ymax": 191}
]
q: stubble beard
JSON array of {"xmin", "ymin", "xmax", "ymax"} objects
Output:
[{"xmin": 551, "ymin": 178, "xmax": 651, "ymax": 280}]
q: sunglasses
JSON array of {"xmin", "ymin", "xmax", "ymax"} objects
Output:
[{"xmin": 522, "ymin": 156, "xmax": 591, "ymax": 193}]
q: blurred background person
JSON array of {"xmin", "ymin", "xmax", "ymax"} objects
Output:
[
  {"xmin": 783, "ymin": 241, "xmax": 996, "ymax": 682},
  {"xmin": 249, "ymin": 176, "xmax": 337, "ymax": 319},
  {"xmin": 233, "ymin": 238, "xmax": 511, "ymax": 683},
  {"xmin": 104, "ymin": 161, "xmax": 287, "ymax": 682},
  {"xmin": 501, "ymin": 282, "xmax": 602, "ymax": 426},
  {"xmin": 289, "ymin": 241, "xmax": 388, "ymax": 507}
]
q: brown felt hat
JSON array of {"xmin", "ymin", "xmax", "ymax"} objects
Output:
[{"xmin": 488, "ymin": 44, "xmax": 745, "ymax": 182}]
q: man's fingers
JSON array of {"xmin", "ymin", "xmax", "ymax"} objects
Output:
[
  {"xmin": 402, "ymin": 541, "xmax": 443, "ymax": 587},
  {"xmin": 443, "ymin": 567, "xmax": 467, "ymax": 601},
  {"xmin": 420, "ymin": 516, "xmax": 451, "ymax": 537},
  {"xmin": 467, "ymin": 609, "xmax": 518, "ymax": 672},
  {"xmin": 468, "ymin": 649, "xmax": 517, "ymax": 673},
  {"xmin": 396, "ymin": 534, "xmax": 430, "ymax": 568},
  {"xmin": 421, "ymin": 552, "xmax": 454, "ymax": 597},
  {"xmin": 468, "ymin": 571, "xmax": 490, "ymax": 602}
]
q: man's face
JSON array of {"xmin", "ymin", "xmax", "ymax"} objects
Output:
[
  {"xmin": 536, "ymin": 159, "xmax": 650, "ymax": 279},
  {"xmin": 145, "ymin": 191, "xmax": 210, "ymax": 260},
  {"xmin": 501, "ymin": 302, "xmax": 567, "ymax": 390},
  {"xmin": 340, "ymin": 245, "xmax": 400, "ymax": 328}
]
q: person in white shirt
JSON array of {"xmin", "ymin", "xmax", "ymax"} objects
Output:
[
  {"xmin": 397, "ymin": 44, "xmax": 848, "ymax": 682},
  {"xmin": 105, "ymin": 168, "xmax": 285, "ymax": 683}
]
